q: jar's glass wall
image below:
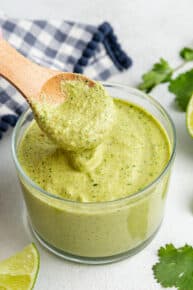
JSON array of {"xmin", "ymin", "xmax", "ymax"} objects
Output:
[{"xmin": 12, "ymin": 84, "xmax": 175, "ymax": 264}]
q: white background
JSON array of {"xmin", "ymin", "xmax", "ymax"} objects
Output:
[{"xmin": 0, "ymin": 0, "xmax": 193, "ymax": 289}]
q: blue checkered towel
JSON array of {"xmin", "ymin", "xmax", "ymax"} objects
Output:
[{"xmin": 0, "ymin": 15, "xmax": 132, "ymax": 139}]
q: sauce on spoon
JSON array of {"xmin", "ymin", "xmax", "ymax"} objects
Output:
[{"xmin": 32, "ymin": 78, "xmax": 115, "ymax": 151}]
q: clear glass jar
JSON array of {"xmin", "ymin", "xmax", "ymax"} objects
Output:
[{"xmin": 12, "ymin": 83, "xmax": 176, "ymax": 264}]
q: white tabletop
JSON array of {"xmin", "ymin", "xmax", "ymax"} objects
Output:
[{"xmin": 0, "ymin": 0, "xmax": 193, "ymax": 289}]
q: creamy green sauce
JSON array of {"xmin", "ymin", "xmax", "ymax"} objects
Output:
[
  {"xmin": 18, "ymin": 99, "xmax": 170, "ymax": 202},
  {"xmin": 32, "ymin": 80, "xmax": 115, "ymax": 151}
]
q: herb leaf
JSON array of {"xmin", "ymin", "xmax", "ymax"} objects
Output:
[
  {"xmin": 169, "ymin": 68, "xmax": 193, "ymax": 111},
  {"xmin": 153, "ymin": 244, "xmax": 193, "ymax": 290},
  {"xmin": 180, "ymin": 47, "xmax": 193, "ymax": 61},
  {"xmin": 138, "ymin": 58, "xmax": 173, "ymax": 93}
]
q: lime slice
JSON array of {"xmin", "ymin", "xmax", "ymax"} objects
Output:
[
  {"xmin": 0, "ymin": 243, "xmax": 39, "ymax": 290},
  {"xmin": 186, "ymin": 94, "xmax": 193, "ymax": 137}
]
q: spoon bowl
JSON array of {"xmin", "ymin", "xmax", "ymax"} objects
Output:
[{"xmin": 39, "ymin": 73, "xmax": 96, "ymax": 105}]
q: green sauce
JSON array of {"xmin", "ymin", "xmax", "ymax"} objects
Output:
[{"xmin": 18, "ymin": 99, "xmax": 170, "ymax": 202}]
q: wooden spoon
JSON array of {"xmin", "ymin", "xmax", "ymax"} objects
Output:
[
  {"xmin": 0, "ymin": 39, "xmax": 95, "ymax": 105},
  {"xmin": 0, "ymin": 39, "xmax": 115, "ymax": 152}
]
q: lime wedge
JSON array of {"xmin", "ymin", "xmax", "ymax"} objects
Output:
[
  {"xmin": 187, "ymin": 94, "xmax": 193, "ymax": 137},
  {"xmin": 0, "ymin": 243, "xmax": 39, "ymax": 290}
]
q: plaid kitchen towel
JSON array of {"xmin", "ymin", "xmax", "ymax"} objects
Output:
[{"xmin": 0, "ymin": 15, "xmax": 132, "ymax": 139}]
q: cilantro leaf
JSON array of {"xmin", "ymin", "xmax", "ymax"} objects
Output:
[
  {"xmin": 153, "ymin": 244, "xmax": 193, "ymax": 290},
  {"xmin": 169, "ymin": 68, "xmax": 193, "ymax": 111},
  {"xmin": 138, "ymin": 58, "xmax": 173, "ymax": 93},
  {"xmin": 180, "ymin": 47, "xmax": 193, "ymax": 61}
]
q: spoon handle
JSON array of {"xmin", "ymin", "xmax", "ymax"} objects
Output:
[{"xmin": 0, "ymin": 39, "xmax": 57, "ymax": 102}]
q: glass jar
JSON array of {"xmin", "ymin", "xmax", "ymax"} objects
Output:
[{"xmin": 12, "ymin": 83, "xmax": 176, "ymax": 264}]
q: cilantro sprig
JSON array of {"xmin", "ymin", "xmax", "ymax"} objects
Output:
[
  {"xmin": 138, "ymin": 46, "xmax": 193, "ymax": 111},
  {"xmin": 153, "ymin": 244, "xmax": 193, "ymax": 290},
  {"xmin": 138, "ymin": 58, "xmax": 173, "ymax": 93},
  {"xmin": 180, "ymin": 47, "xmax": 193, "ymax": 61},
  {"xmin": 169, "ymin": 69, "xmax": 193, "ymax": 111}
]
